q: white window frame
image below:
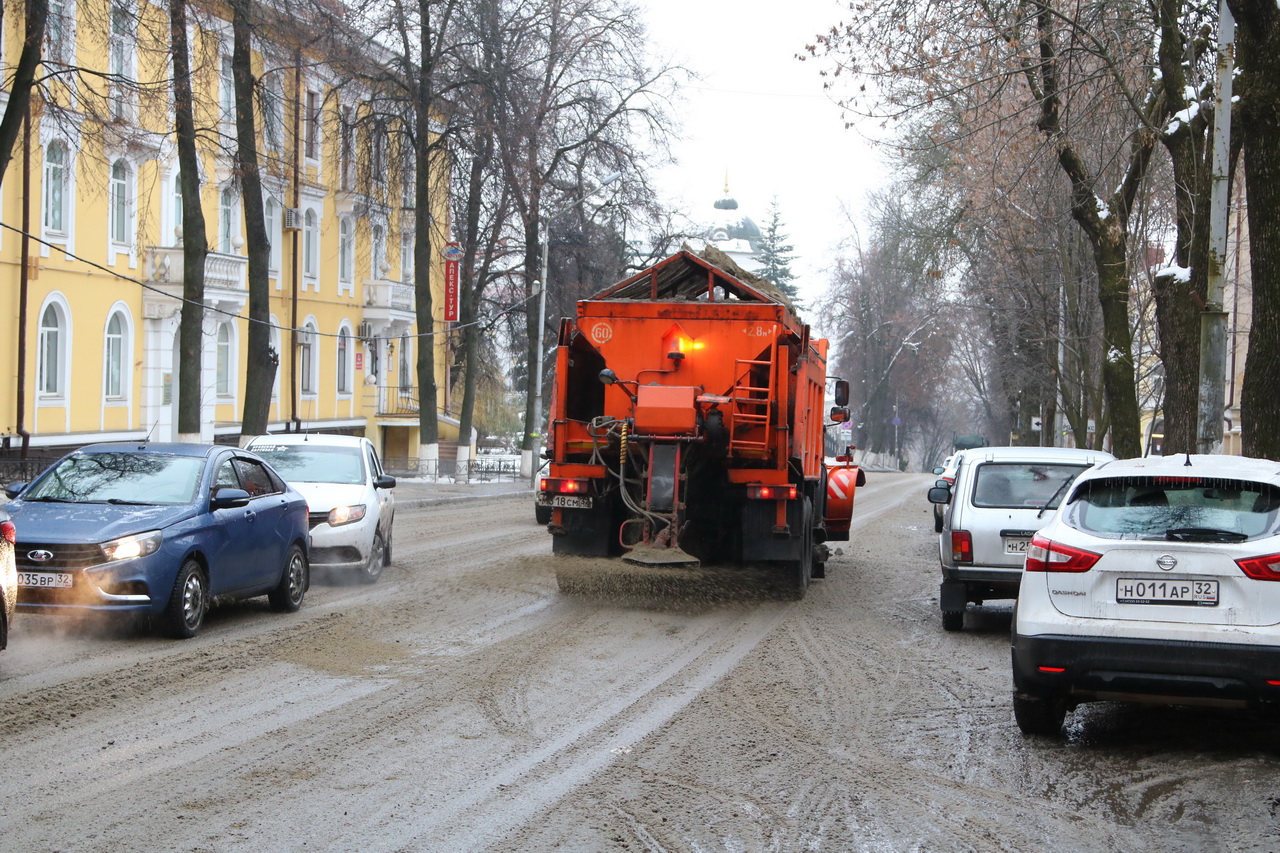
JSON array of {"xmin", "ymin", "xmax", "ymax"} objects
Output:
[
  {"xmin": 398, "ymin": 334, "xmax": 412, "ymax": 394},
  {"xmin": 43, "ymin": 140, "xmax": 69, "ymax": 237},
  {"xmin": 400, "ymin": 231, "xmax": 414, "ymax": 285},
  {"xmin": 219, "ymin": 54, "xmax": 236, "ymax": 128},
  {"xmin": 218, "ymin": 187, "xmax": 238, "ymax": 254},
  {"xmin": 108, "ymin": 158, "xmax": 134, "ymax": 251},
  {"xmin": 336, "ymin": 324, "xmax": 353, "ymax": 396},
  {"xmin": 102, "ymin": 306, "xmax": 131, "ymax": 403},
  {"xmin": 370, "ymin": 222, "xmax": 386, "ymax": 279},
  {"xmin": 269, "ymin": 318, "xmax": 281, "ymax": 402},
  {"xmin": 108, "ymin": 0, "xmax": 135, "ymax": 121},
  {"xmin": 265, "ymin": 197, "xmax": 281, "ymax": 274},
  {"xmin": 304, "ymin": 89, "xmax": 321, "ymax": 162},
  {"xmin": 338, "ymin": 216, "xmax": 354, "ymax": 288},
  {"xmin": 299, "ymin": 319, "xmax": 318, "ymax": 397},
  {"xmin": 262, "ymin": 71, "xmax": 285, "ymax": 153},
  {"xmin": 215, "ymin": 321, "xmax": 235, "ymax": 398},
  {"xmin": 37, "ymin": 295, "xmax": 71, "ymax": 402},
  {"xmin": 303, "ymin": 208, "xmax": 319, "ymax": 285},
  {"xmin": 47, "ymin": 0, "xmax": 76, "ymax": 67}
]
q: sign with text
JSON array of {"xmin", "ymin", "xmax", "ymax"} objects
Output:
[{"xmin": 444, "ymin": 246, "xmax": 460, "ymax": 322}]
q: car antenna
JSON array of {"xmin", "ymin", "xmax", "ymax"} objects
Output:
[
  {"xmin": 1184, "ymin": 452, "xmax": 1193, "ymax": 467},
  {"xmin": 140, "ymin": 420, "xmax": 159, "ymax": 448}
]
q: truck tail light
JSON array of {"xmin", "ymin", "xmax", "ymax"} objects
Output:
[
  {"xmin": 540, "ymin": 477, "xmax": 589, "ymax": 495},
  {"xmin": 951, "ymin": 530, "xmax": 973, "ymax": 564},
  {"xmin": 1024, "ymin": 533, "xmax": 1100, "ymax": 573},
  {"xmin": 1235, "ymin": 552, "xmax": 1280, "ymax": 581},
  {"xmin": 747, "ymin": 484, "xmax": 797, "ymax": 500}
]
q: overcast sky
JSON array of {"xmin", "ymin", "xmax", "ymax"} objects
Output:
[{"xmin": 638, "ymin": 0, "xmax": 889, "ymax": 322}]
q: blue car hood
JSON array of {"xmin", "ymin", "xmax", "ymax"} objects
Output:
[{"xmin": 6, "ymin": 500, "xmax": 197, "ymax": 544}]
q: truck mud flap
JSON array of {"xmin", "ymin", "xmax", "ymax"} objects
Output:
[
  {"xmin": 740, "ymin": 499, "xmax": 802, "ymax": 562},
  {"xmin": 551, "ymin": 506, "xmax": 614, "ymax": 557}
]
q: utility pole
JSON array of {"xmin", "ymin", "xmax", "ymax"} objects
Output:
[{"xmin": 1197, "ymin": 0, "xmax": 1235, "ymax": 454}]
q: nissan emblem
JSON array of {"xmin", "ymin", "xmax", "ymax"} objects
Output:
[{"xmin": 1156, "ymin": 554, "xmax": 1178, "ymax": 571}]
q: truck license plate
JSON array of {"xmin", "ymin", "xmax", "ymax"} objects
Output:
[
  {"xmin": 18, "ymin": 572, "xmax": 74, "ymax": 589},
  {"xmin": 1116, "ymin": 578, "xmax": 1218, "ymax": 606},
  {"xmin": 540, "ymin": 495, "xmax": 592, "ymax": 509}
]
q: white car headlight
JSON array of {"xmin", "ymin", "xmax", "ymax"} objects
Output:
[
  {"xmin": 328, "ymin": 504, "xmax": 367, "ymax": 526},
  {"xmin": 101, "ymin": 530, "xmax": 163, "ymax": 562}
]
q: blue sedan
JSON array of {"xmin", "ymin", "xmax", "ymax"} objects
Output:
[{"xmin": 4, "ymin": 442, "xmax": 310, "ymax": 638}]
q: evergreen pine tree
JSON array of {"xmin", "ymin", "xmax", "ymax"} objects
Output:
[{"xmin": 758, "ymin": 197, "xmax": 801, "ymax": 306}]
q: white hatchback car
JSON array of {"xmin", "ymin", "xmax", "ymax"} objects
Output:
[
  {"xmin": 246, "ymin": 434, "xmax": 396, "ymax": 583},
  {"xmin": 1012, "ymin": 454, "xmax": 1280, "ymax": 735},
  {"xmin": 929, "ymin": 446, "xmax": 1114, "ymax": 630}
]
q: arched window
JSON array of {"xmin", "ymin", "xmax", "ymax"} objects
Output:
[
  {"xmin": 398, "ymin": 334, "xmax": 412, "ymax": 393},
  {"xmin": 44, "ymin": 141, "xmax": 68, "ymax": 235},
  {"xmin": 216, "ymin": 323, "xmax": 233, "ymax": 396},
  {"xmin": 218, "ymin": 188, "xmax": 236, "ymax": 253},
  {"xmin": 265, "ymin": 198, "xmax": 280, "ymax": 271},
  {"xmin": 109, "ymin": 159, "xmax": 131, "ymax": 245},
  {"xmin": 38, "ymin": 302, "xmax": 66, "ymax": 397},
  {"xmin": 300, "ymin": 321, "xmax": 317, "ymax": 395},
  {"xmin": 371, "ymin": 223, "xmax": 386, "ymax": 278},
  {"xmin": 171, "ymin": 169, "xmax": 184, "ymax": 245},
  {"xmin": 339, "ymin": 218, "xmax": 354, "ymax": 285},
  {"xmin": 337, "ymin": 327, "xmax": 351, "ymax": 394},
  {"xmin": 303, "ymin": 209, "xmax": 318, "ymax": 278},
  {"xmin": 103, "ymin": 310, "xmax": 127, "ymax": 399}
]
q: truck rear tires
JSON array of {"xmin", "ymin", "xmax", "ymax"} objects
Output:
[{"xmin": 781, "ymin": 498, "xmax": 814, "ymax": 599}]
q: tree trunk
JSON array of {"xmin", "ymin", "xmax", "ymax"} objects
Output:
[
  {"xmin": 233, "ymin": 0, "xmax": 275, "ymax": 441},
  {"xmin": 414, "ymin": 2, "xmax": 440, "ymax": 474},
  {"xmin": 1094, "ymin": 230, "xmax": 1142, "ymax": 458},
  {"xmin": 1233, "ymin": 0, "xmax": 1280, "ymax": 459},
  {"xmin": 0, "ymin": 0, "xmax": 46, "ymax": 186},
  {"xmin": 170, "ymin": 0, "xmax": 208, "ymax": 439}
]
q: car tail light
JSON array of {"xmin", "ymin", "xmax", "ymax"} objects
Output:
[
  {"xmin": 1024, "ymin": 533, "xmax": 1100, "ymax": 573},
  {"xmin": 1235, "ymin": 552, "xmax": 1280, "ymax": 581},
  {"xmin": 951, "ymin": 530, "xmax": 973, "ymax": 564},
  {"xmin": 0, "ymin": 520, "xmax": 13, "ymax": 544},
  {"xmin": 747, "ymin": 484, "xmax": 797, "ymax": 500},
  {"xmin": 540, "ymin": 477, "xmax": 589, "ymax": 495}
]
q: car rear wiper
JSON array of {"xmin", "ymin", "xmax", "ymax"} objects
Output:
[
  {"xmin": 1037, "ymin": 478, "xmax": 1074, "ymax": 519},
  {"xmin": 1165, "ymin": 527, "xmax": 1249, "ymax": 542}
]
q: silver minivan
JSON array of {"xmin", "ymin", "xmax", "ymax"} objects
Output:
[{"xmin": 928, "ymin": 446, "xmax": 1114, "ymax": 631}]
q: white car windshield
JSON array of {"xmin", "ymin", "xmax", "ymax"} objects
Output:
[
  {"xmin": 1065, "ymin": 475, "xmax": 1280, "ymax": 541},
  {"xmin": 252, "ymin": 444, "xmax": 365, "ymax": 485},
  {"xmin": 25, "ymin": 452, "xmax": 204, "ymax": 505}
]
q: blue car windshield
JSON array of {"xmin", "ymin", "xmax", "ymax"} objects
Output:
[
  {"xmin": 250, "ymin": 444, "xmax": 364, "ymax": 485},
  {"xmin": 26, "ymin": 452, "xmax": 204, "ymax": 505}
]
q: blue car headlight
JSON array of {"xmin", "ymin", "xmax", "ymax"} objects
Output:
[
  {"xmin": 327, "ymin": 505, "xmax": 367, "ymax": 526},
  {"xmin": 101, "ymin": 530, "xmax": 163, "ymax": 562}
]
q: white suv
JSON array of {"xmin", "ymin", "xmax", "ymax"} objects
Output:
[
  {"xmin": 1012, "ymin": 454, "xmax": 1280, "ymax": 735},
  {"xmin": 928, "ymin": 446, "xmax": 1113, "ymax": 630},
  {"xmin": 246, "ymin": 434, "xmax": 396, "ymax": 583}
]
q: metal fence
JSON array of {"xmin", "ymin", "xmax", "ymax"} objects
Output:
[
  {"xmin": 0, "ymin": 453, "xmax": 60, "ymax": 486},
  {"xmin": 382, "ymin": 455, "xmax": 525, "ymax": 482}
]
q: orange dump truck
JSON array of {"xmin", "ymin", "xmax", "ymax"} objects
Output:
[{"xmin": 537, "ymin": 249, "xmax": 862, "ymax": 597}]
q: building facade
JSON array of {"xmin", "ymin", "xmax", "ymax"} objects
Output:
[{"xmin": 0, "ymin": 0, "xmax": 454, "ymax": 472}]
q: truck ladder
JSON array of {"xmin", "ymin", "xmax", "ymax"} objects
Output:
[{"xmin": 729, "ymin": 356, "xmax": 774, "ymax": 456}]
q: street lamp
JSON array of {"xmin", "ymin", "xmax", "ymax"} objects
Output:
[{"xmin": 525, "ymin": 171, "xmax": 623, "ymax": 482}]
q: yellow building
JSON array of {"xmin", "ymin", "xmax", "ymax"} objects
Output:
[{"xmin": 0, "ymin": 0, "xmax": 455, "ymax": 473}]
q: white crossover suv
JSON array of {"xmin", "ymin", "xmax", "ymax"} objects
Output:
[
  {"xmin": 1012, "ymin": 454, "xmax": 1280, "ymax": 735},
  {"xmin": 247, "ymin": 434, "xmax": 396, "ymax": 583}
]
